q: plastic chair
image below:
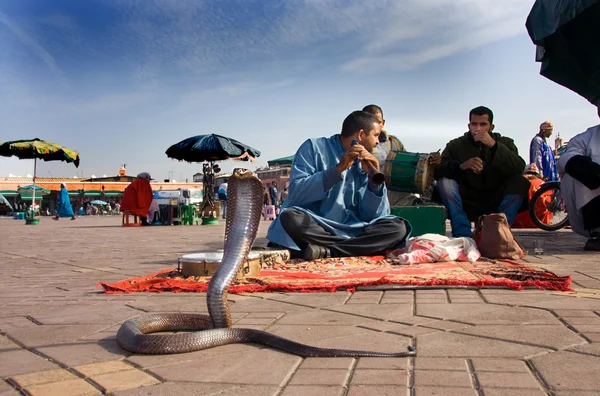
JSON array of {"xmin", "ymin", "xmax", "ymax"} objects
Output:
[
  {"xmin": 181, "ymin": 205, "xmax": 199, "ymax": 225},
  {"xmin": 264, "ymin": 205, "xmax": 276, "ymax": 221},
  {"xmin": 122, "ymin": 211, "xmax": 141, "ymax": 227}
]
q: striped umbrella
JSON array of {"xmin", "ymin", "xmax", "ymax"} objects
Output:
[{"xmin": 0, "ymin": 138, "xmax": 80, "ymax": 223}]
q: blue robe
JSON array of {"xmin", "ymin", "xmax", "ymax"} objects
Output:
[
  {"xmin": 56, "ymin": 187, "xmax": 75, "ymax": 218},
  {"xmin": 530, "ymin": 136, "xmax": 559, "ymax": 181},
  {"xmin": 267, "ymin": 135, "xmax": 407, "ymax": 251}
]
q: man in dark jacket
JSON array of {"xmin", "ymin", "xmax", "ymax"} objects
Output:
[{"xmin": 433, "ymin": 106, "xmax": 529, "ymax": 237}]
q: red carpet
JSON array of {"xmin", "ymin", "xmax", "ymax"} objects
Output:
[{"xmin": 98, "ymin": 256, "xmax": 572, "ymax": 294}]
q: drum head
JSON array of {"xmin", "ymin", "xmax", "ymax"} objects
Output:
[
  {"xmin": 179, "ymin": 252, "xmax": 260, "ymax": 263},
  {"xmin": 414, "ymin": 154, "xmax": 434, "ymax": 195}
]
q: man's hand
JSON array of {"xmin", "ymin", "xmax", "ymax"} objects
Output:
[
  {"xmin": 429, "ymin": 152, "xmax": 441, "ymax": 166},
  {"xmin": 460, "ymin": 157, "xmax": 484, "ymax": 173},
  {"xmin": 473, "ymin": 132, "xmax": 496, "ymax": 147},
  {"xmin": 336, "ymin": 142, "xmax": 380, "ymax": 174}
]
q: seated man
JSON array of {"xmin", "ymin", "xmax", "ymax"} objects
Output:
[
  {"xmin": 362, "ymin": 104, "xmax": 406, "ymax": 170},
  {"xmin": 433, "ymin": 106, "xmax": 529, "ymax": 237},
  {"xmin": 120, "ymin": 172, "xmax": 154, "ymax": 225},
  {"xmin": 557, "ymin": 110, "xmax": 600, "ymax": 251},
  {"xmin": 266, "ymin": 110, "xmax": 410, "ymax": 260}
]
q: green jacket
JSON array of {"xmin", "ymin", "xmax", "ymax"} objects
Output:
[{"xmin": 434, "ymin": 132, "xmax": 529, "ymax": 219}]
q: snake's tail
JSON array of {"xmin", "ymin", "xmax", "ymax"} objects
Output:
[{"xmin": 242, "ymin": 329, "xmax": 416, "ymax": 358}]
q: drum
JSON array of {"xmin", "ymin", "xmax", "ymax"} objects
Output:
[
  {"xmin": 383, "ymin": 151, "xmax": 434, "ymax": 194},
  {"xmin": 178, "ymin": 252, "xmax": 261, "ymax": 279}
]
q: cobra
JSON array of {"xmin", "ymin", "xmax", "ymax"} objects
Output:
[{"xmin": 117, "ymin": 168, "xmax": 416, "ymax": 357}]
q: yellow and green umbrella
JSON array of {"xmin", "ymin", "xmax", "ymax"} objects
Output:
[{"xmin": 0, "ymin": 138, "xmax": 80, "ymax": 223}]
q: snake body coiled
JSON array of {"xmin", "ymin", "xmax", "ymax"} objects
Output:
[{"xmin": 117, "ymin": 168, "xmax": 416, "ymax": 357}]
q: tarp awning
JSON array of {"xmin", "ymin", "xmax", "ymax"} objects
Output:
[
  {"xmin": 103, "ymin": 192, "xmax": 123, "ymax": 197},
  {"xmin": 268, "ymin": 155, "xmax": 295, "ymax": 167},
  {"xmin": 84, "ymin": 191, "xmax": 101, "ymax": 197},
  {"xmin": 20, "ymin": 193, "xmax": 43, "ymax": 200},
  {"xmin": 0, "ymin": 190, "xmax": 18, "ymax": 197}
]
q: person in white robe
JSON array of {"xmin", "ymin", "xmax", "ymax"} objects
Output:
[{"xmin": 557, "ymin": 111, "xmax": 600, "ymax": 251}]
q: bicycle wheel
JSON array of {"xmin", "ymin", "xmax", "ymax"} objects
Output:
[{"xmin": 528, "ymin": 181, "xmax": 569, "ymax": 231}]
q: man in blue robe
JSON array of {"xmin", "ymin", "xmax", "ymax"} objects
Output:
[
  {"xmin": 266, "ymin": 110, "xmax": 410, "ymax": 260},
  {"xmin": 529, "ymin": 121, "xmax": 559, "ymax": 181},
  {"xmin": 53, "ymin": 183, "xmax": 76, "ymax": 220}
]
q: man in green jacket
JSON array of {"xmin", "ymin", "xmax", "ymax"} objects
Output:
[{"xmin": 433, "ymin": 106, "xmax": 529, "ymax": 237}]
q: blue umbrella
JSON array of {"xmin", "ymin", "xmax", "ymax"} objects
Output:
[
  {"xmin": 165, "ymin": 134, "xmax": 261, "ymax": 163},
  {"xmin": 90, "ymin": 200, "xmax": 107, "ymax": 205}
]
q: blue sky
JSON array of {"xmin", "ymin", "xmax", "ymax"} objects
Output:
[{"xmin": 1, "ymin": 0, "xmax": 598, "ymax": 180}]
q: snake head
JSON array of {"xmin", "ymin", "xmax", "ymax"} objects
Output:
[{"xmin": 232, "ymin": 168, "xmax": 254, "ymax": 179}]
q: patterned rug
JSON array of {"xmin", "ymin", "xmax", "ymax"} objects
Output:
[{"xmin": 98, "ymin": 256, "xmax": 572, "ymax": 294}]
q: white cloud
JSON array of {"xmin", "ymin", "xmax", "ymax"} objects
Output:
[
  {"xmin": 343, "ymin": 0, "xmax": 534, "ymax": 72},
  {"xmin": 0, "ymin": 10, "xmax": 62, "ymax": 77}
]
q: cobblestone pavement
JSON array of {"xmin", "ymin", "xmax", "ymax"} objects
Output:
[{"xmin": 1, "ymin": 216, "xmax": 599, "ymax": 396}]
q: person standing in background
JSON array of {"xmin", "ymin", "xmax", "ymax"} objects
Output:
[{"xmin": 530, "ymin": 121, "xmax": 559, "ymax": 181}]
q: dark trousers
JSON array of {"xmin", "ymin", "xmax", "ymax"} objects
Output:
[
  {"xmin": 279, "ymin": 208, "xmax": 408, "ymax": 257},
  {"xmin": 582, "ymin": 196, "xmax": 600, "ymax": 230}
]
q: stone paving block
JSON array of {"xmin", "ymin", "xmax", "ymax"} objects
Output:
[
  {"xmin": 317, "ymin": 304, "xmax": 414, "ymax": 322},
  {"xmin": 413, "ymin": 387, "xmax": 476, "ymax": 395},
  {"xmin": 552, "ymin": 309, "xmax": 599, "ymax": 317},
  {"xmin": 413, "ymin": 370, "xmax": 472, "ymax": 387},
  {"xmin": 74, "ymin": 360, "xmax": 133, "ymax": 377},
  {"xmin": 351, "ymin": 369, "xmax": 407, "ymax": 385},
  {"xmin": 554, "ymin": 392, "xmax": 600, "ymax": 396},
  {"xmin": 457, "ymin": 325, "xmax": 586, "ymax": 350},
  {"xmin": 413, "ymin": 357, "xmax": 466, "ymax": 371},
  {"xmin": 476, "ymin": 372, "xmax": 540, "ymax": 388},
  {"xmin": 471, "ymin": 358, "xmax": 529, "ymax": 372},
  {"xmin": 525, "ymin": 298, "xmax": 600, "ymax": 310},
  {"xmin": 451, "ymin": 307, "xmax": 560, "ymax": 325},
  {"xmin": 228, "ymin": 298, "xmax": 317, "ymax": 314},
  {"xmin": 584, "ymin": 333, "xmax": 600, "ymax": 342},
  {"xmin": 356, "ymin": 320, "xmax": 434, "ymax": 335},
  {"xmin": 416, "ymin": 332, "xmax": 547, "ymax": 358},
  {"xmin": 416, "ymin": 303, "xmax": 502, "ymax": 320},
  {"xmin": 36, "ymin": 339, "xmax": 128, "ymax": 367},
  {"xmin": 288, "ymin": 368, "xmax": 348, "ymax": 385},
  {"xmin": 28, "ymin": 302, "xmax": 139, "ymax": 325},
  {"xmin": 567, "ymin": 343, "xmax": 600, "ymax": 356},
  {"xmin": 418, "ymin": 320, "xmax": 473, "ymax": 331},
  {"xmin": 4, "ymin": 325, "xmax": 108, "ymax": 347},
  {"xmin": 355, "ymin": 357, "xmax": 408, "ymax": 370},
  {"xmin": 482, "ymin": 390, "xmax": 546, "ymax": 396},
  {"xmin": 267, "ymin": 324, "xmax": 412, "ymax": 354},
  {"xmin": 347, "ymin": 385, "xmax": 407, "ymax": 396},
  {"xmin": 147, "ymin": 348, "xmax": 301, "ymax": 384},
  {"xmin": 0, "ymin": 349, "xmax": 57, "ymax": 377},
  {"xmin": 9, "ymin": 368, "xmax": 77, "ymax": 387},
  {"xmin": 300, "ymin": 357, "xmax": 353, "ymax": 369},
  {"xmin": 24, "ymin": 378, "xmax": 100, "ymax": 396},
  {"xmin": 92, "ymin": 369, "xmax": 160, "ymax": 392},
  {"xmin": 563, "ymin": 317, "xmax": 600, "ymax": 325},
  {"xmin": 281, "ymin": 385, "xmax": 342, "ymax": 396},
  {"xmin": 532, "ymin": 351, "xmax": 600, "ymax": 390},
  {"xmin": 255, "ymin": 293, "xmax": 352, "ymax": 308},
  {"xmin": 0, "ymin": 336, "xmax": 18, "ymax": 351},
  {"xmin": 0, "ymin": 380, "xmax": 18, "ymax": 395}
]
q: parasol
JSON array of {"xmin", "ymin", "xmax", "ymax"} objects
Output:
[
  {"xmin": 166, "ymin": 134, "xmax": 261, "ymax": 224},
  {"xmin": 526, "ymin": 0, "xmax": 600, "ymax": 105},
  {"xmin": 0, "ymin": 138, "xmax": 80, "ymax": 224},
  {"xmin": 165, "ymin": 134, "xmax": 261, "ymax": 163}
]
